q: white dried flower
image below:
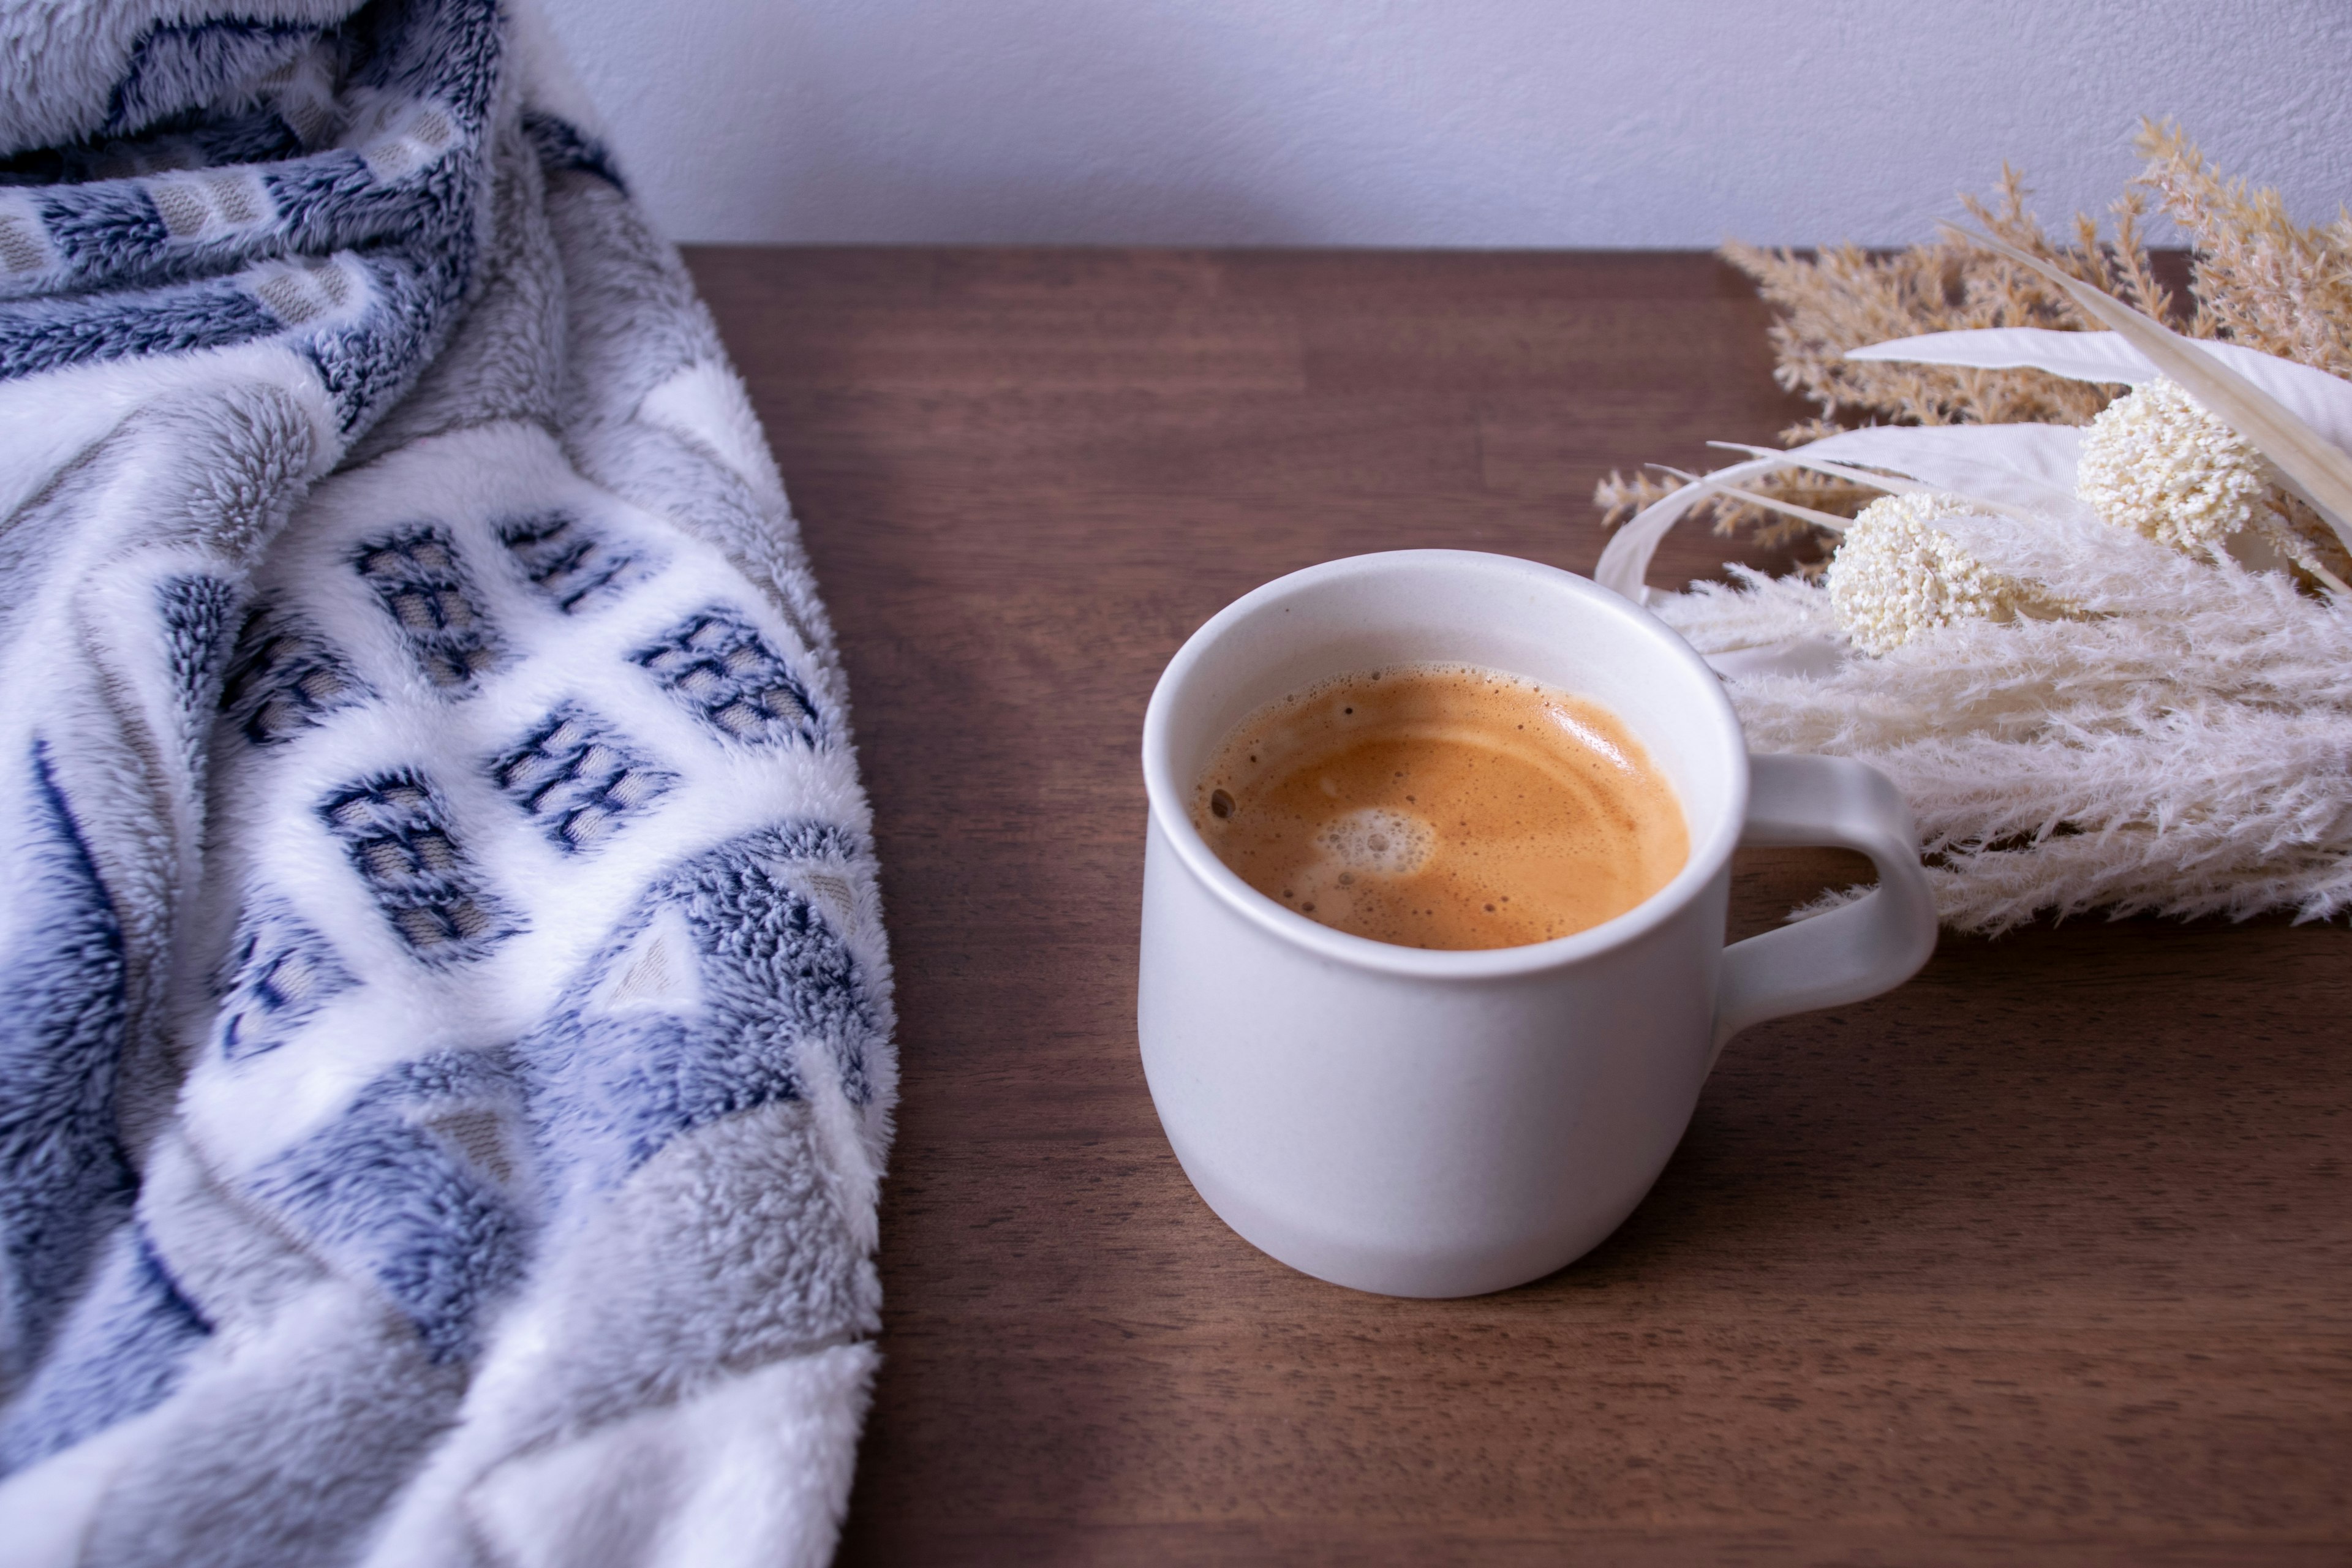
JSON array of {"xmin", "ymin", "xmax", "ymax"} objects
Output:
[
  {"xmin": 1826, "ymin": 492, "xmax": 2036, "ymax": 655},
  {"xmin": 2075, "ymin": 377, "xmax": 2316, "ymax": 569}
]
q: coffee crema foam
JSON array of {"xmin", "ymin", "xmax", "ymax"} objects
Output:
[{"xmin": 1191, "ymin": 663, "xmax": 1687, "ymax": 949}]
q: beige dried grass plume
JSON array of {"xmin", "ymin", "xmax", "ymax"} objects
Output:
[
  {"xmin": 2133, "ymin": 119, "xmax": 2352, "ymax": 377},
  {"xmin": 1597, "ymin": 126, "xmax": 2352, "ymax": 932},
  {"xmin": 1597, "ymin": 123, "xmax": 2352, "ymax": 562}
]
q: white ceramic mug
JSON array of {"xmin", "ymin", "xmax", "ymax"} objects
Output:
[{"xmin": 1137, "ymin": 550, "xmax": 1937, "ymax": 1297}]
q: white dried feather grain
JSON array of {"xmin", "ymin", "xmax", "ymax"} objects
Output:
[
  {"xmin": 1653, "ymin": 508, "xmax": 2352, "ymax": 930},
  {"xmin": 1849, "ymin": 326, "xmax": 2352, "ymax": 455}
]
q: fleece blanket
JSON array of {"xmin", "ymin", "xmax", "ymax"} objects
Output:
[{"xmin": 0, "ymin": 2, "xmax": 896, "ymax": 1564}]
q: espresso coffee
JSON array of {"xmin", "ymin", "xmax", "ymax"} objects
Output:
[{"xmin": 1191, "ymin": 663, "xmax": 1687, "ymax": 949}]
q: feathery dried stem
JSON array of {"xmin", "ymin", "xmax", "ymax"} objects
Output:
[
  {"xmin": 2132, "ymin": 118, "xmax": 2352, "ymax": 376},
  {"xmin": 1722, "ymin": 163, "xmax": 2134, "ymax": 432},
  {"xmin": 1594, "ymin": 443, "xmax": 1875, "ymax": 565},
  {"xmin": 1594, "ymin": 469, "xmax": 1683, "ymax": 531}
]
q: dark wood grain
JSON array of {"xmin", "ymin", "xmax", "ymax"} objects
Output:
[{"xmin": 682, "ymin": 247, "xmax": 2352, "ymax": 1567}]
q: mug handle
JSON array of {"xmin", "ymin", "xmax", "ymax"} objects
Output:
[{"xmin": 1710, "ymin": 753, "xmax": 1939, "ymax": 1065}]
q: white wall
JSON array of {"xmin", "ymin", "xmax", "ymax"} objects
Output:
[{"xmin": 541, "ymin": 0, "xmax": 2352, "ymax": 249}]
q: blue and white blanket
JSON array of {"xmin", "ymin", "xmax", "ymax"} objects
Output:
[{"xmin": 0, "ymin": 3, "xmax": 896, "ymax": 1563}]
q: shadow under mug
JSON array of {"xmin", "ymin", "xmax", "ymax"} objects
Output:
[{"xmin": 1137, "ymin": 550, "xmax": 1937, "ymax": 1297}]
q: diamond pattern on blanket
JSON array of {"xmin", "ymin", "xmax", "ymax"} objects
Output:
[
  {"xmin": 526, "ymin": 825, "xmax": 883, "ymax": 1194},
  {"xmin": 631, "ymin": 609, "xmax": 820, "ymax": 747},
  {"xmin": 318, "ymin": 771, "xmax": 518, "ymax": 963},
  {"xmin": 212, "ymin": 905, "xmax": 355, "ymax": 1062},
  {"xmin": 499, "ymin": 510, "xmax": 652, "ymax": 614},
  {"xmin": 354, "ymin": 526, "xmax": 500, "ymax": 690},
  {"xmin": 249, "ymin": 1048, "xmax": 528, "ymax": 1362},
  {"xmin": 491, "ymin": 704, "xmax": 675, "ymax": 853},
  {"xmin": 220, "ymin": 607, "xmax": 371, "ymax": 745}
]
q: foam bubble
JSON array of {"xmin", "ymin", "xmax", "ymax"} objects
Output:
[{"xmin": 1315, "ymin": 807, "xmax": 1433, "ymax": 877}]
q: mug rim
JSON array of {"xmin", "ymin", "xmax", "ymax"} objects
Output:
[{"xmin": 1140, "ymin": 549, "xmax": 1750, "ymax": 981}]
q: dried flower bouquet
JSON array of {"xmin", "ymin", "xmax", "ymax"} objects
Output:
[{"xmin": 1599, "ymin": 124, "xmax": 2352, "ymax": 932}]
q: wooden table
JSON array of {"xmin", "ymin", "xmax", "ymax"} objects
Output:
[{"xmin": 685, "ymin": 249, "xmax": 2352, "ymax": 1566}]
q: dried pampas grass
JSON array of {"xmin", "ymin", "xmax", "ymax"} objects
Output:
[
  {"xmin": 1655, "ymin": 518, "xmax": 2352, "ymax": 932},
  {"xmin": 1600, "ymin": 124, "xmax": 2352, "ymax": 932},
  {"xmin": 1604, "ymin": 121, "xmax": 2352, "ymax": 567},
  {"xmin": 2134, "ymin": 121, "xmax": 2352, "ymax": 379}
]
